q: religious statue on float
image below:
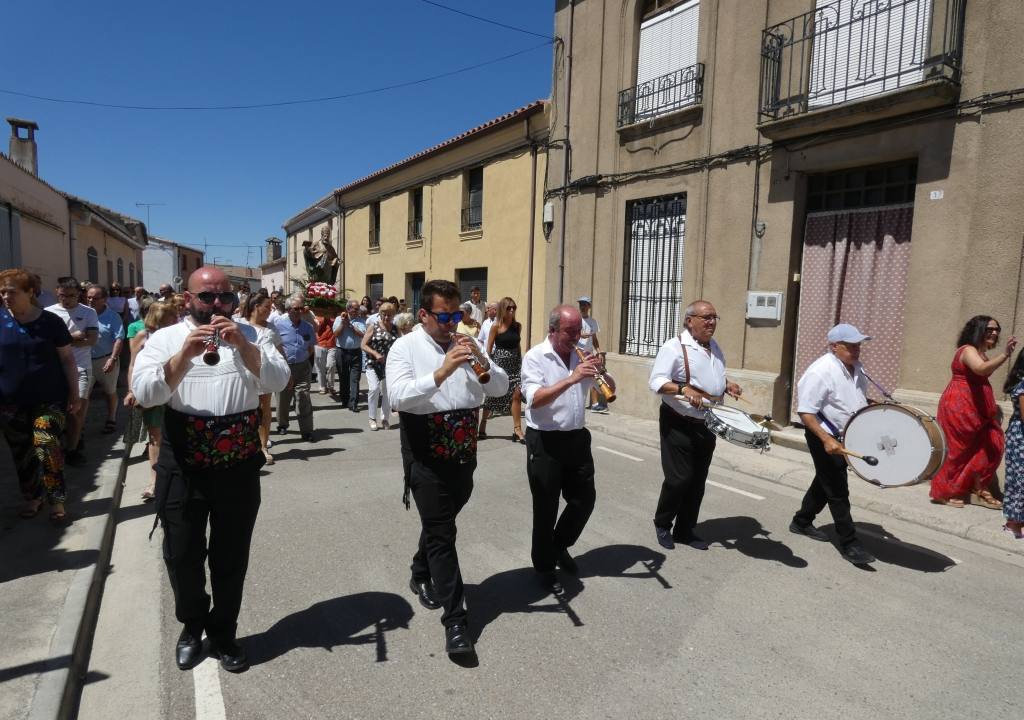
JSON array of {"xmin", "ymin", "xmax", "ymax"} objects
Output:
[{"xmin": 303, "ymin": 225, "xmax": 340, "ymax": 285}]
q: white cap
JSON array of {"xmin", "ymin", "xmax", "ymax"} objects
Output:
[
  {"xmin": 577, "ymin": 295, "xmax": 592, "ymax": 305},
  {"xmin": 827, "ymin": 323, "xmax": 871, "ymax": 343}
]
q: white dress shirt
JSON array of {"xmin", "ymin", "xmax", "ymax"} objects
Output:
[
  {"xmin": 797, "ymin": 352, "xmax": 868, "ymax": 436},
  {"xmin": 521, "ymin": 338, "xmax": 594, "ymax": 431},
  {"xmin": 131, "ymin": 318, "xmax": 290, "ymax": 416},
  {"xmin": 648, "ymin": 330, "xmax": 727, "ymax": 420},
  {"xmin": 45, "ymin": 303, "xmax": 99, "ymax": 370},
  {"xmin": 386, "ymin": 325, "xmax": 508, "ymax": 414},
  {"xmin": 479, "ymin": 317, "xmax": 494, "ymax": 349}
]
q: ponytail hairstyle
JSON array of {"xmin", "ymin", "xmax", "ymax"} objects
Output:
[{"xmin": 1004, "ymin": 349, "xmax": 1024, "ymax": 395}]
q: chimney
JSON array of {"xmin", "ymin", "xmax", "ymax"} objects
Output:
[
  {"xmin": 265, "ymin": 236, "xmax": 282, "ymax": 261},
  {"xmin": 7, "ymin": 118, "xmax": 39, "ymax": 175}
]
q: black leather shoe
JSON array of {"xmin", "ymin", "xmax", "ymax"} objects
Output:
[
  {"xmin": 789, "ymin": 521, "xmax": 830, "ymax": 542},
  {"xmin": 675, "ymin": 532, "xmax": 710, "ymax": 550},
  {"xmin": 556, "ymin": 548, "xmax": 578, "ymax": 575},
  {"xmin": 301, "ymin": 432, "xmax": 315, "ymax": 442},
  {"xmin": 276, "ymin": 426, "xmax": 288, "ymax": 436},
  {"xmin": 840, "ymin": 544, "xmax": 876, "ymax": 565},
  {"xmin": 444, "ymin": 624, "xmax": 474, "ymax": 655},
  {"xmin": 210, "ymin": 638, "xmax": 249, "ymax": 673},
  {"xmin": 175, "ymin": 628, "xmax": 203, "ymax": 671},
  {"xmin": 655, "ymin": 527, "xmax": 674, "ymax": 550},
  {"xmin": 409, "ymin": 577, "xmax": 441, "ymax": 610},
  {"xmin": 537, "ymin": 571, "xmax": 563, "ymax": 595}
]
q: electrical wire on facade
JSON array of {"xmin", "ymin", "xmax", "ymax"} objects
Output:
[
  {"xmin": 0, "ymin": 41, "xmax": 553, "ymax": 111},
  {"xmin": 415, "ymin": 0, "xmax": 555, "ymax": 41}
]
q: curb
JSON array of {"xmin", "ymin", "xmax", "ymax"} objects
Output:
[
  {"xmin": 26, "ymin": 439, "xmax": 130, "ymax": 720},
  {"xmin": 585, "ymin": 413, "xmax": 1023, "ymax": 558}
]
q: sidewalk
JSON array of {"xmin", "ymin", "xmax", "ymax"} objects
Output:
[
  {"xmin": 1, "ymin": 399, "xmax": 129, "ymax": 720},
  {"xmin": 585, "ymin": 408, "xmax": 1024, "ymax": 558}
]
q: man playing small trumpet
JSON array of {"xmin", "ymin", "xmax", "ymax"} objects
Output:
[
  {"xmin": 520, "ymin": 304, "xmax": 614, "ymax": 595},
  {"xmin": 648, "ymin": 300, "xmax": 741, "ymax": 551},
  {"xmin": 131, "ymin": 267, "xmax": 291, "ymax": 673},
  {"xmin": 386, "ymin": 279, "xmax": 508, "ymax": 656}
]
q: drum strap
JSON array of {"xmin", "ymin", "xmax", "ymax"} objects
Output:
[
  {"xmin": 816, "ymin": 411, "xmax": 842, "ymax": 439},
  {"xmin": 678, "ymin": 335, "xmax": 691, "ymax": 386}
]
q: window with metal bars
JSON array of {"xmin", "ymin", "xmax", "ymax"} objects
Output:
[
  {"xmin": 806, "ymin": 160, "xmax": 917, "ymax": 212},
  {"xmin": 620, "ymin": 195, "xmax": 686, "ymax": 357}
]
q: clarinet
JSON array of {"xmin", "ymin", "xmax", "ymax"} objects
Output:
[{"xmin": 202, "ymin": 329, "xmax": 221, "ymax": 366}]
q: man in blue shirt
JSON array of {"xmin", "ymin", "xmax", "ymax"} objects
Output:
[
  {"xmin": 273, "ymin": 294, "xmax": 316, "ymax": 441},
  {"xmin": 333, "ymin": 298, "xmax": 366, "ymax": 412},
  {"xmin": 85, "ymin": 285, "xmax": 125, "ymax": 434}
]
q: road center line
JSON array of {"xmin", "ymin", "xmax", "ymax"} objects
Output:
[
  {"xmin": 595, "ymin": 446, "xmax": 644, "ymax": 462},
  {"xmin": 193, "ymin": 658, "xmax": 227, "ymax": 720},
  {"xmin": 706, "ymin": 480, "xmax": 765, "ymax": 500}
]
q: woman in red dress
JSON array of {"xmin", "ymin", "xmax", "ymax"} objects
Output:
[{"xmin": 930, "ymin": 316, "xmax": 1018, "ymax": 508}]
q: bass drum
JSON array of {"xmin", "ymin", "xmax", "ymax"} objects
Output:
[{"xmin": 842, "ymin": 403, "xmax": 946, "ymax": 487}]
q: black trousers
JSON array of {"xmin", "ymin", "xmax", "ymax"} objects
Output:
[
  {"xmin": 335, "ymin": 348, "xmax": 362, "ymax": 410},
  {"xmin": 156, "ymin": 440, "xmax": 262, "ymax": 642},
  {"xmin": 654, "ymin": 404, "xmax": 717, "ymax": 536},
  {"xmin": 404, "ymin": 440, "xmax": 475, "ymax": 628},
  {"xmin": 525, "ymin": 427, "xmax": 596, "ymax": 573},
  {"xmin": 793, "ymin": 430, "xmax": 858, "ymax": 548}
]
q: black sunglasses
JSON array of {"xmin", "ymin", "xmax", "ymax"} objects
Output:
[
  {"xmin": 986, "ymin": 327, "xmax": 1001, "ymax": 334},
  {"xmin": 426, "ymin": 309, "xmax": 464, "ymax": 325},
  {"xmin": 195, "ymin": 291, "xmax": 237, "ymax": 305}
]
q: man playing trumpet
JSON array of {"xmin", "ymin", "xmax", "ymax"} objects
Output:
[
  {"xmin": 520, "ymin": 304, "xmax": 614, "ymax": 595},
  {"xmin": 386, "ymin": 280, "xmax": 508, "ymax": 656},
  {"xmin": 131, "ymin": 267, "xmax": 291, "ymax": 672},
  {"xmin": 648, "ymin": 300, "xmax": 741, "ymax": 550}
]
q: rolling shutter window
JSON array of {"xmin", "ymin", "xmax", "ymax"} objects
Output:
[
  {"xmin": 636, "ymin": 0, "xmax": 700, "ymax": 87},
  {"xmin": 809, "ymin": 0, "xmax": 931, "ymax": 108}
]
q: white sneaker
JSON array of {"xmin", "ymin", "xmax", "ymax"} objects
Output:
[{"xmin": 369, "ymin": 419, "xmax": 379, "ymax": 431}]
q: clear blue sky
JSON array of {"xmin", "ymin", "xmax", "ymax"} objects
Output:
[{"xmin": 1, "ymin": 0, "xmax": 554, "ymax": 268}]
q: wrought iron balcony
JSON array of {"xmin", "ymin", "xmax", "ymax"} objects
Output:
[
  {"xmin": 461, "ymin": 205, "xmax": 482, "ymax": 232},
  {"xmin": 368, "ymin": 227, "xmax": 380, "ymax": 250},
  {"xmin": 408, "ymin": 218, "xmax": 423, "ymax": 241},
  {"xmin": 617, "ymin": 63, "xmax": 705, "ymax": 128},
  {"xmin": 759, "ymin": 0, "xmax": 965, "ymax": 123}
]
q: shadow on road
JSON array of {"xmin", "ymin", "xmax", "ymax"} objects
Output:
[
  {"xmin": 852, "ymin": 522, "xmax": 956, "ymax": 572},
  {"xmin": 467, "ymin": 544, "xmax": 668, "ymax": 645},
  {"xmin": 696, "ymin": 516, "xmax": 808, "ymax": 568},
  {"xmin": 241, "ymin": 591, "xmax": 414, "ymax": 666}
]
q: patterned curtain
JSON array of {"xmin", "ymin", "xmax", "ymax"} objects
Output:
[{"xmin": 791, "ymin": 204, "xmax": 915, "ymax": 420}]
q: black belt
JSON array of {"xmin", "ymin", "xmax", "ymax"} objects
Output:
[{"xmin": 93, "ymin": 353, "xmax": 112, "ymax": 360}]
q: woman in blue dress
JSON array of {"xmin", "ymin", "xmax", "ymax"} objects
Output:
[{"xmin": 1002, "ymin": 351, "xmax": 1024, "ymax": 538}]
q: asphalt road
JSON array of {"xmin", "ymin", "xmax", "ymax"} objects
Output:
[{"xmin": 78, "ymin": 395, "xmax": 1024, "ymax": 720}]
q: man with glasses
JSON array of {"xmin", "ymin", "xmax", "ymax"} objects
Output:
[
  {"xmin": 85, "ymin": 285, "xmax": 125, "ymax": 435},
  {"xmin": 46, "ymin": 277, "xmax": 99, "ymax": 466},
  {"xmin": 387, "ymin": 279, "xmax": 508, "ymax": 657},
  {"xmin": 333, "ymin": 299, "xmax": 366, "ymax": 411},
  {"xmin": 273, "ymin": 293, "xmax": 316, "ymax": 441},
  {"xmin": 648, "ymin": 300, "xmax": 742, "ymax": 550},
  {"xmin": 131, "ymin": 267, "xmax": 290, "ymax": 673},
  {"xmin": 789, "ymin": 323, "xmax": 876, "ymax": 565}
]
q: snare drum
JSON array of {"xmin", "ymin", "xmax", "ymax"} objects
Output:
[
  {"xmin": 842, "ymin": 403, "xmax": 946, "ymax": 487},
  {"xmin": 703, "ymin": 405, "xmax": 772, "ymax": 451}
]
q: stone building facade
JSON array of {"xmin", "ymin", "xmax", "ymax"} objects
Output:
[{"xmin": 547, "ymin": 0, "xmax": 1024, "ymax": 422}]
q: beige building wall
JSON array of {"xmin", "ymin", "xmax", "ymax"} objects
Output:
[
  {"xmin": 283, "ymin": 102, "xmax": 551, "ymax": 346},
  {"xmin": 550, "ymin": 0, "xmax": 1024, "ymax": 422},
  {"xmin": 0, "ymin": 155, "xmax": 70, "ymax": 289}
]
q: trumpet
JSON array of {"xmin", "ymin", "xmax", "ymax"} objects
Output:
[
  {"xmin": 451, "ymin": 332, "xmax": 490, "ymax": 383},
  {"xmin": 202, "ymin": 329, "xmax": 221, "ymax": 366},
  {"xmin": 575, "ymin": 348, "xmax": 616, "ymax": 403}
]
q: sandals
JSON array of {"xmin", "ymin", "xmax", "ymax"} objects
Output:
[
  {"xmin": 263, "ymin": 449, "xmax": 274, "ymax": 466},
  {"xmin": 141, "ymin": 486, "xmax": 156, "ymax": 502},
  {"xmin": 49, "ymin": 509, "xmax": 69, "ymax": 527},
  {"xmin": 513, "ymin": 427, "xmax": 526, "ymax": 445},
  {"xmin": 1003, "ymin": 524, "xmax": 1024, "ymax": 540},
  {"xmin": 973, "ymin": 490, "xmax": 1003, "ymax": 510},
  {"xmin": 930, "ymin": 498, "xmax": 965, "ymax": 508},
  {"xmin": 19, "ymin": 498, "xmax": 44, "ymax": 519},
  {"xmin": 103, "ymin": 419, "xmax": 116, "ymax": 434}
]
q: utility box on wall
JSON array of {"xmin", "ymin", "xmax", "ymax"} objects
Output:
[{"xmin": 746, "ymin": 291, "xmax": 783, "ymax": 322}]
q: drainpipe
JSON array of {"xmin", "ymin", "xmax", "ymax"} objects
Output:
[
  {"xmin": 527, "ymin": 135, "xmax": 539, "ymax": 345},
  {"xmin": 557, "ymin": 0, "xmax": 575, "ymax": 303},
  {"xmin": 334, "ymin": 191, "xmax": 346, "ymax": 298}
]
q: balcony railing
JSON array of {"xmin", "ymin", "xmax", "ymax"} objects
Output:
[
  {"xmin": 369, "ymin": 227, "xmax": 380, "ymax": 250},
  {"xmin": 408, "ymin": 218, "xmax": 423, "ymax": 241},
  {"xmin": 461, "ymin": 205, "xmax": 482, "ymax": 232},
  {"xmin": 759, "ymin": 0, "xmax": 965, "ymax": 123},
  {"xmin": 617, "ymin": 63, "xmax": 705, "ymax": 128}
]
